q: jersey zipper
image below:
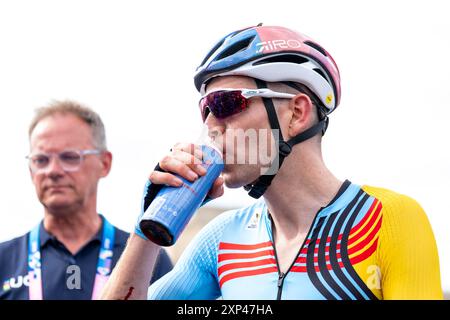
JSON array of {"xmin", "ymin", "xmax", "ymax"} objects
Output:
[
  {"xmin": 276, "ymin": 271, "xmax": 286, "ymax": 300},
  {"xmin": 269, "ymin": 210, "xmax": 322, "ymax": 300}
]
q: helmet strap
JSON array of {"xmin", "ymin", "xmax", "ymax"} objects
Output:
[{"xmin": 244, "ymin": 79, "xmax": 327, "ymax": 199}]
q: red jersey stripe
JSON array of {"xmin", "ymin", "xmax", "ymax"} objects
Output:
[
  {"xmin": 348, "ymin": 216, "xmax": 382, "ymax": 256},
  {"xmin": 219, "ymin": 241, "xmax": 272, "ymax": 251},
  {"xmin": 349, "ymin": 238, "xmax": 379, "ymax": 265},
  {"xmin": 219, "ymin": 266, "xmax": 278, "ymax": 287},
  {"xmin": 348, "ymin": 202, "xmax": 382, "ymax": 245},
  {"xmin": 295, "ymin": 252, "xmax": 342, "ymax": 264},
  {"xmin": 348, "ymin": 199, "xmax": 380, "ymax": 239},
  {"xmin": 218, "ymin": 258, "xmax": 277, "ymax": 277},
  {"xmin": 218, "ymin": 249, "xmax": 275, "ymax": 263},
  {"xmin": 302, "ymin": 199, "xmax": 381, "ymax": 245}
]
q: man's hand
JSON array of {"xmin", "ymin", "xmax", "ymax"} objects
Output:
[
  {"xmin": 101, "ymin": 143, "xmax": 225, "ymax": 299},
  {"xmin": 135, "ymin": 142, "xmax": 224, "ymax": 239},
  {"xmin": 150, "ymin": 142, "xmax": 224, "ymax": 198}
]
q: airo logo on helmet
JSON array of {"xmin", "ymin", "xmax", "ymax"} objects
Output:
[{"xmin": 256, "ymin": 39, "xmax": 302, "ymax": 53}]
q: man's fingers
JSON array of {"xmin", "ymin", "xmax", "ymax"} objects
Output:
[
  {"xmin": 149, "ymin": 171, "xmax": 183, "ymax": 186},
  {"xmin": 208, "ymin": 176, "xmax": 224, "ymax": 199},
  {"xmin": 150, "ymin": 142, "xmax": 215, "ymax": 187},
  {"xmin": 170, "ymin": 150, "xmax": 206, "ymax": 177},
  {"xmin": 158, "ymin": 156, "xmax": 199, "ymax": 182}
]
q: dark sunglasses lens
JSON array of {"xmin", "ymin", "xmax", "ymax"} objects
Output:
[{"xmin": 201, "ymin": 91, "xmax": 247, "ymax": 121}]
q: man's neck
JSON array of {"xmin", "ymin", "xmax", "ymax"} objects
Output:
[
  {"xmin": 263, "ymin": 147, "xmax": 343, "ymax": 239},
  {"xmin": 43, "ymin": 210, "xmax": 102, "ymax": 255}
]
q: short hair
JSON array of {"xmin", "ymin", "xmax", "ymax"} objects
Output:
[{"xmin": 28, "ymin": 100, "xmax": 107, "ymax": 150}]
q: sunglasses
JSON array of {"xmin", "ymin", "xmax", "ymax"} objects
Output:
[{"xmin": 199, "ymin": 88, "xmax": 295, "ymax": 122}]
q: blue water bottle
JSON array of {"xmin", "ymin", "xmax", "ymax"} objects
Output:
[{"xmin": 139, "ymin": 144, "xmax": 224, "ymax": 246}]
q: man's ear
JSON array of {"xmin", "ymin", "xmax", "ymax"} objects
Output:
[
  {"xmin": 288, "ymin": 93, "xmax": 314, "ymax": 137},
  {"xmin": 99, "ymin": 151, "xmax": 112, "ymax": 178}
]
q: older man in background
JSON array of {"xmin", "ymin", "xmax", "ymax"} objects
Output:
[{"xmin": 0, "ymin": 100, "xmax": 172, "ymax": 299}]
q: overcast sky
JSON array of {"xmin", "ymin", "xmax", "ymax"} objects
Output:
[{"xmin": 1, "ymin": 0, "xmax": 449, "ymax": 292}]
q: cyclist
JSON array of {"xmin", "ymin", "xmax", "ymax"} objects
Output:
[{"xmin": 102, "ymin": 24, "xmax": 442, "ymax": 300}]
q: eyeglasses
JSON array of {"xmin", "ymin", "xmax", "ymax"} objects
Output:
[
  {"xmin": 26, "ymin": 149, "xmax": 102, "ymax": 173},
  {"xmin": 199, "ymin": 88, "xmax": 295, "ymax": 122}
]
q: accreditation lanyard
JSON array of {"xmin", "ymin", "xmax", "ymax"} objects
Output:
[{"xmin": 27, "ymin": 216, "xmax": 115, "ymax": 300}]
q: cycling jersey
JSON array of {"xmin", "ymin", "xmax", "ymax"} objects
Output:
[{"xmin": 148, "ymin": 180, "xmax": 442, "ymax": 300}]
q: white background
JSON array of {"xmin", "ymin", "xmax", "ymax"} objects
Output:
[{"xmin": 0, "ymin": 0, "xmax": 449, "ymax": 293}]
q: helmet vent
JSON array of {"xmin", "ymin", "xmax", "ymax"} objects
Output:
[
  {"xmin": 216, "ymin": 36, "xmax": 255, "ymax": 61},
  {"xmin": 313, "ymin": 68, "xmax": 327, "ymax": 81},
  {"xmin": 252, "ymin": 54, "xmax": 309, "ymax": 66},
  {"xmin": 199, "ymin": 39, "xmax": 226, "ymax": 67},
  {"xmin": 304, "ymin": 41, "xmax": 328, "ymax": 57}
]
